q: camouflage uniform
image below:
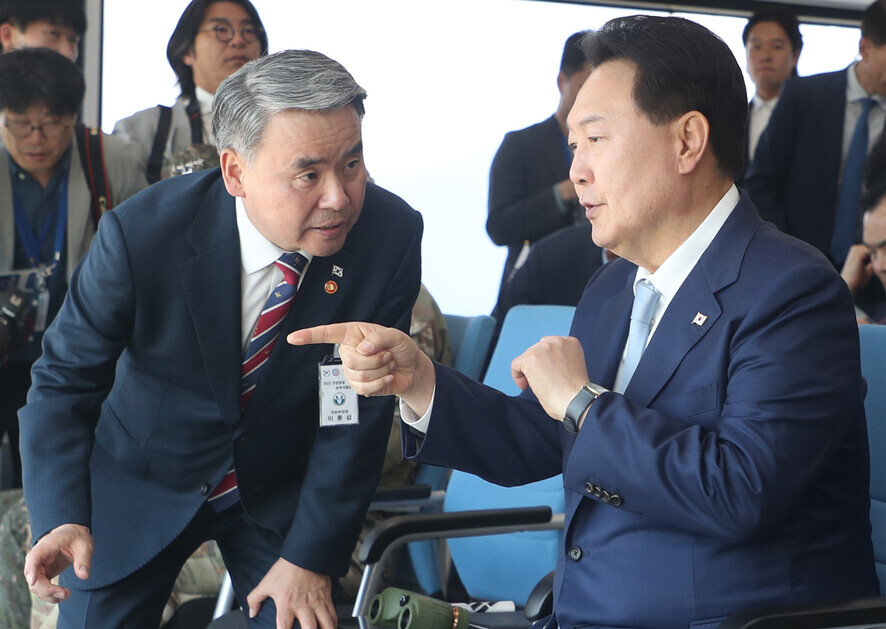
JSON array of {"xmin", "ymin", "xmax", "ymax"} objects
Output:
[
  {"xmin": 339, "ymin": 284, "xmax": 452, "ymax": 599},
  {"xmin": 0, "ymin": 489, "xmax": 29, "ymax": 629}
]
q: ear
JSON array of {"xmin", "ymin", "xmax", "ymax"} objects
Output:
[
  {"xmin": 556, "ymin": 70, "xmax": 567, "ymax": 94},
  {"xmin": 0, "ymin": 23, "xmax": 17, "ymax": 51},
  {"xmin": 219, "ymin": 148, "xmax": 246, "ymax": 197},
  {"xmin": 674, "ymin": 111, "xmax": 710, "ymax": 175},
  {"xmin": 860, "ymin": 37, "xmax": 871, "ymax": 61},
  {"xmin": 182, "ymin": 47, "xmax": 195, "ymax": 68}
]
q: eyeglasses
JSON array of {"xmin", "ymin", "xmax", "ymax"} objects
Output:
[
  {"xmin": 197, "ymin": 22, "xmax": 263, "ymax": 44},
  {"xmin": 2, "ymin": 118, "xmax": 71, "ymax": 139}
]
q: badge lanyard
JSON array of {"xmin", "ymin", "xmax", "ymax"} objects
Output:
[{"xmin": 12, "ymin": 176, "xmax": 69, "ymax": 292}]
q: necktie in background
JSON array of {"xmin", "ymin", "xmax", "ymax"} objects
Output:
[
  {"xmin": 208, "ymin": 251, "xmax": 308, "ymax": 512},
  {"xmin": 831, "ymin": 97, "xmax": 876, "ymax": 265},
  {"xmin": 613, "ymin": 279, "xmax": 661, "ymax": 394}
]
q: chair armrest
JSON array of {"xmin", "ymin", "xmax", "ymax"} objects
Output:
[
  {"xmin": 353, "ymin": 506, "xmax": 564, "ymax": 618},
  {"xmin": 717, "ymin": 596, "xmax": 886, "ymax": 629},
  {"xmin": 369, "ymin": 485, "xmax": 446, "ymax": 512}
]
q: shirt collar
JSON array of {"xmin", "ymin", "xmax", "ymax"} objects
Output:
[
  {"xmin": 194, "ymin": 85, "xmax": 215, "ymax": 118},
  {"xmin": 635, "ymin": 185, "xmax": 740, "ymax": 305},
  {"xmin": 751, "ymin": 93, "xmax": 778, "ymax": 110},
  {"xmin": 235, "ymin": 196, "xmax": 313, "ymax": 275}
]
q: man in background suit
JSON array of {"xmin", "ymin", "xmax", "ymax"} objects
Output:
[
  {"xmin": 20, "ymin": 49, "xmax": 422, "ymax": 629},
  {"xmin": 292, "ymin": 16, "xmax": 878, "ymax": 628},
  {"xmin": 113, "ymin": 0, "xmax": 268, "ymax": 183},
  {"xmin": 746, "ymin": 0, "xmax": 886, "ymax": 266},
  {"xmin": 0, "ymin": 49, "xmax": 145, "ymax": 489},
  {"xmin": 486, "ymin": 30, "xmax": 590, "ymax": 297},
  {"xmin": 738, "ymin": 6, "xmax": 802, "ymax": 182}
]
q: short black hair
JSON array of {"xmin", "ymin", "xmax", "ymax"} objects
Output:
[
  {"xmin": 862, "ymin": 0, "xmax": 886, "ymax": 45},
  {"xmin": 167, "ymin": 0, "xmax": 269, "ymax": 99},
  {"xmin": 742, "ymin": 6, "xmax": 803, "ymax": 54},
  {"xmin": 0, "ymin": 47, "xmax": 83, "ymax": 115},
  {"xmin": 0, "ymin": 0, "xmax": 86, "ymax": 39},
  {"xmin": 560, "ymin": 30, "xmax": 590, "ymax": 77},
  {"xmin": 743, "ymin": 6, "xmax": 803, "ymax": 77},
  {"xmin": 581, "ymin": 15, "xmax": 747, "ymax": 180}
]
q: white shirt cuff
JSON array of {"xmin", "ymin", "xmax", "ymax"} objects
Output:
[{"xmin": 399, "ymin": 386, "xmax": 436, "ymax": 434}]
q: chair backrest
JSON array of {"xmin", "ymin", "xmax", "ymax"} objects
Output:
[
  {"xmin": 443, "ymin": 314, "xmax": 496, "ymax": 381},
  {"xmin": 445, "ymin": 304, "xmax": 576, "ymax": 605},
  {"xmin": 858, "ymin": 324, "xmax": 886, "ymax": 594}
]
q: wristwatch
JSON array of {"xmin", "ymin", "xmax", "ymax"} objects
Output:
[{"xmin": 563, "ymin": 382, "xmax": 607, "ymax": 434}]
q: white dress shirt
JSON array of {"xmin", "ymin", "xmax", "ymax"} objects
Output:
[
  {"xmin": 195, "ymin": 85, "xmax": 216, "ymax": 146},
  {"xmin": 842, "ymin": 62, "xmax": 886, "ymax": 178},
  {"xmin": 748, "ymin": 95, "xmax": 778, "ymax": 162}
]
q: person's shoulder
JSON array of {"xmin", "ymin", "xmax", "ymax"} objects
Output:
[
  {"xmin": 362, "ymin": 181, "xmax": 422, "ymax": 224},
  {"xmin": 113, "ymin": 168, "xmax": 224, "ymax": 220},
  {"xmin": 501, "ymin": 115, "xmax": 558, "ymax": 144}
]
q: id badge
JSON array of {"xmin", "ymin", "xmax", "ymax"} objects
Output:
[{"xmin": 319, "ymin": 351, "xmax": 359, "ymax": 427}]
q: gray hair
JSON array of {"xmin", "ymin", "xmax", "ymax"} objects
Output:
[{"xmin": 212, "ymin": 49, "xmax": 367, "ymax": 163}]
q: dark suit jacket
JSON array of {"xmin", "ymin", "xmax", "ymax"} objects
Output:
[
  {"xmin": 407, "ymin": 195, "xmax": 878, "ymax": 628},
  {"xmin": 487, "ymin": 115, "xmax": 579, "ymax": 291},
  {"xmin": 20, "ymin": 169, "xmax": 423, "ymax": 589},
  {"xmin": 491, "ymin": 224, "xmax": 603, "ymax": 345},
  {"xmin": 744, "ymin": 69, "xmax": 850, "ymax": 259}
]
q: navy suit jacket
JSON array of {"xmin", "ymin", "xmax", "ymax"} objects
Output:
[
  {"xmin": 744, "ymin": 69, "xmax": 850, "ymax": 259},
  {"xmin": 406, "ymin": 195, "xmax": 878, "ymax": 628},
  {"xmin": 487, "ymin": 115, "xmax": 579, "ymax": 291},
  {"xmin": 20, "ymin": 169, "xmax": 423, "ymax": 588}
]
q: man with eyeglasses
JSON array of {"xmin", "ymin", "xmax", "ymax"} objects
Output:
[
  {"xmin": 0, "ymin": 48, "xmax": 145, "ymax": 491},
  {"xmin": 113, "ymin": 0, "xmax": 268, "ymax": 184},
  {"xmin": 0, "ymin": 0, "xmax": 84, "ymax": 63}
]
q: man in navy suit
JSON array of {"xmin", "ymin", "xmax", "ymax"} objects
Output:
[
  {"xmin": 487, "ymin": 30, "xmax": 590, "ymax": 296},
  {"xmin": 292, "ymin": 16, "xmax": 878, "ymax": 629},
  {"xmin": 746, "ymin": 0, "xmax": 886, "ymax": 266},
  {"xmin": 19, "ymin": 50, "xmax": 422, "ymax": 629}
]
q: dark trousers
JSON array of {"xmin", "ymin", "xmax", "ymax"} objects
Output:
[
  {"xmin": 58, "ymin": 502, "xmax": 285, "ymax": 628},
  {"xmin": 0, "ymin": 362, "xmax": 28, "ymax": 489}
]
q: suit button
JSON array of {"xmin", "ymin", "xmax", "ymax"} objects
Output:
[
  {"xmin": 585, "ymin": 482, "xmax": 594, "ymax": 494},
  {"xmin": 610, "ymin": 494, "xmax": 623, "ymax": 507},
  {"xmin": 568, "ymin": 546, "xmax": 582, "ymax": 561},
  {"xmin": 200, "ymin": 482, "xmax": 211, "ymax": 496},
  {"xmin": 601, "ymin": 490, "xmax": 611, "ymax": 503},
  {"xmin": 593, "ymin": 486, "xmax": 602, "ymax": 499}
]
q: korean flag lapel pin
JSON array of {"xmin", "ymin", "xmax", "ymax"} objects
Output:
[
  {"xmin": 325, "ymin": 265, "xmax": 344, "ymax": 295},
  {"xmin": 692, "ymin": 312, "xmax": 708, "ymax": 327}
]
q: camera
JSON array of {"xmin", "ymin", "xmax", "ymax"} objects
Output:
[{"xmin": 0, "ymin": 288, "xmax": 30, "ymax": 360}]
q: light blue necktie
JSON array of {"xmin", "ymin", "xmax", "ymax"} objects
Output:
[
  {"xmin": 614, "ymin": 279, "xmax": 660, "ymax": 394},
  {"xmin": 831, "ymin": 97, "xmax": 876, "ymax": 265}
]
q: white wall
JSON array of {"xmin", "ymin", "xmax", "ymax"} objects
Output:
[{"xmin": 102, "ymin": 0, "xmax": 861, "ymax": 316}]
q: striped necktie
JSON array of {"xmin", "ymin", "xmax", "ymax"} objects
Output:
[
  {"xmin": 208, "ymin": 251, "xmax": 308, "ymax": 512},
  {"xmin": 613, "ymin": 279, "xmax": 660, "ymax": 394}
]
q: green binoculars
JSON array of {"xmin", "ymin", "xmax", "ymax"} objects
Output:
[{"xmin": 369, "ymin": 587, "xmax": 471, "ymax": 629}]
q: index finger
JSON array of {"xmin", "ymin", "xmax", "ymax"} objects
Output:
[{"xmin": 287, "ymin": 322, "xmax": 363, "ymax": 347}]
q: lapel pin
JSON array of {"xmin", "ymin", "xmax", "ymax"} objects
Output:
[
  {"xmin": 332, "ymin": 265, "xmax": 344, "ymax": 278},
  {"xmin": 324, "ymin": 280, "xmax": 338, "ymax": 295},
  {"xmin": 692, "ymin": 312, "xmax": 708, "ymax": 327}
]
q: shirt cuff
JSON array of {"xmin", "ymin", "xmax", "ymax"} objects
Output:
[{"xmin": 399, "ymin": 386, "xmax": 436, "ymax": 434}]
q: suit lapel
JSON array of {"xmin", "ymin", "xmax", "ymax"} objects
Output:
[
  {"xmin": 585, "ymin": 273, "xmax": 633, "ymax": 389},
  {"xmin": 623, "ymin": 195, "xmax": 760, "ymax": 406},
  {"xmin": 178, "ymin": 180, "xmax": 242, "ymax": 426}
]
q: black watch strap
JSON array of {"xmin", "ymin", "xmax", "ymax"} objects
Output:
[{"xmin": 563, "ymin": 383, "xmax": 604, "ymax": 435}]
